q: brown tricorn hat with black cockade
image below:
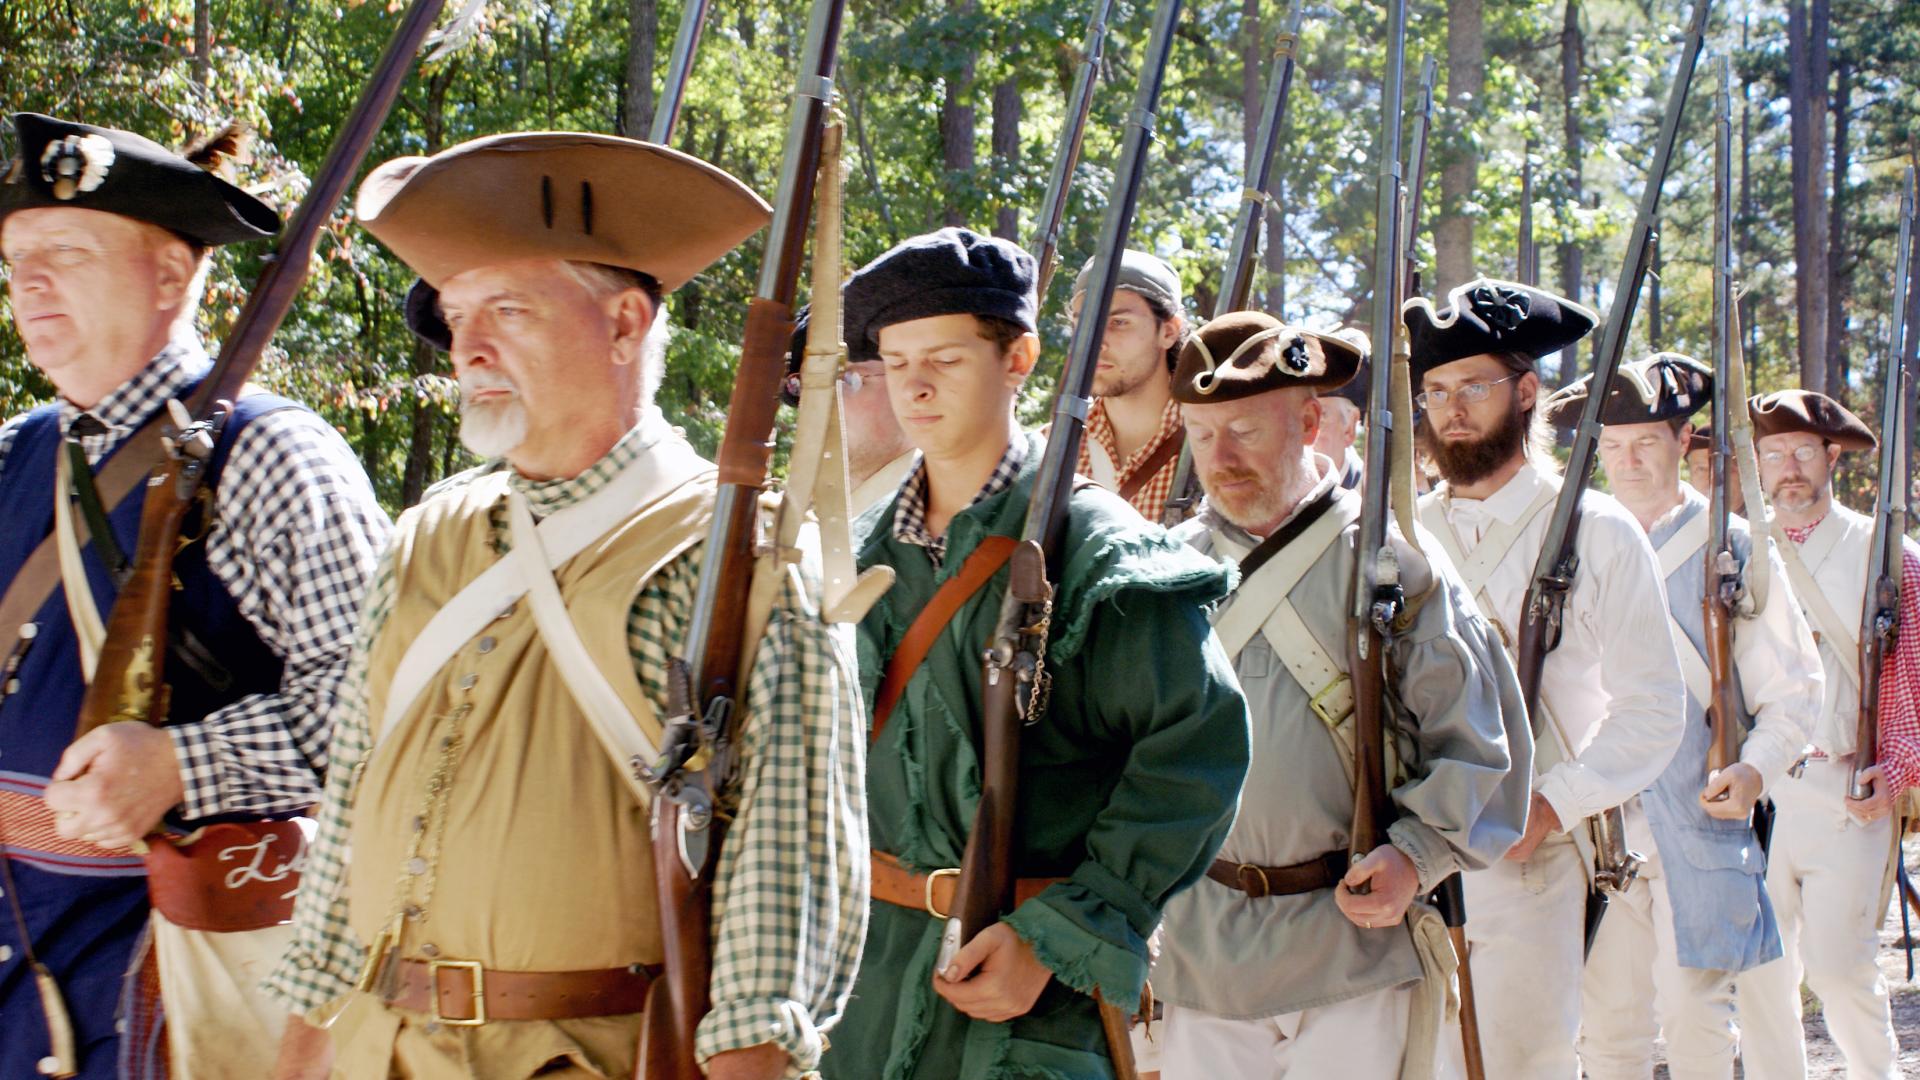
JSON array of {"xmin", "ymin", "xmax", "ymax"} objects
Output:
[
  {"xmin": 355, "ymin": 131, "xmax": 772, "ymax": 350},
  {"xmin": 1747, "ymin": 389, "xmax": 1877, "ymax": 452},
  {"xmin": 1171, "ymin": 311, "xmax": 1364, "ymax": 403}
]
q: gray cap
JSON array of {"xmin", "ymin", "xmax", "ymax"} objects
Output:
[{"xmin": 1072, "ymin": 248, "xmax": 1181, "ymax": 314}]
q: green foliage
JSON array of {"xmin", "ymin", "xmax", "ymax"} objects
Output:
[{"xmin": 0, "ymin": 0, "xmax": 1914, "ymax": 514}]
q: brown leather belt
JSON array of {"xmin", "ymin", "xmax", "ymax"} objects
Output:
[
  {"xmin": 384, "ymin": 958, "xmax": 657, "ymax": 1025},
  {"xmin": 1206, "ymin": 851, "xmax": 1348, "ymax": 899},
  {"xmin": 871, "ymin": 852, "xmax": 1064, "ymax": 918}
]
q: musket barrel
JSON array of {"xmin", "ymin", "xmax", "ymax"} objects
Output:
[
  {"xmin": 1217, "ymin": 0, "xmax": 1304, "ymax": 316},
  {"xmin": 647, "ymin": 0, "xmax": 712, "ymax": 145},
  {"xmin": 1031, "ymin": 0, "xmax": 1115, "ymax": 302}
]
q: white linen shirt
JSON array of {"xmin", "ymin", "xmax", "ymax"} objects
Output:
[{"xmin": 1421, "ymin": 463, "xmax": 1687, "ymax": 830}]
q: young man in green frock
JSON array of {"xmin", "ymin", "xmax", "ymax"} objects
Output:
[{"xmin": 819, "ymin": 227, "xmax": 1251, "ymax": 1080}]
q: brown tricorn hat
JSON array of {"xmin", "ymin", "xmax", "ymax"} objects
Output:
[
  {"xmin": 357, "ymin": 131, "xmax": 771, "ymax": 348},
  {"xmin": 1171, "ymin": 311, "xmax": 1364, "ymax": 403},
  {"xmin": 1542, "ymin": 352, "xmax": 1712, "ymax": 430},
  {"xmin": 1747, "ymin": 389, "xmax": 1877, "ymax": 452}
]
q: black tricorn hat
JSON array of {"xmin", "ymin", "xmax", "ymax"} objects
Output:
[
  {"xmin": 1172, "ymin": 311, "xmax": 1364, "ymax": 404},
  {"xmin": 1543, "ymin": 352, "xmax": 1712, "ymax": 430},
  {"xmin": 1748, "ymin": 389, "xmax": 1877, "ymax": 452},
  {"xmin": 1319, "ymin": 329, "xmax": 1373, "ymax": 406},
  {"xmin": 0, "ymin": 113, "xmax": 279, "ymax": 247},
  {"xmin": 1403, "ymin": 277, "xmax": 1598, "ymax": 383}
]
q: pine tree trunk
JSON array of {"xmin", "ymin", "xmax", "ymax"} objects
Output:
[
  {"xmin": 623, "ymin": 0, "xmax": 659, "ymax": 138},
  {"xmin": 402, "ymin": 72, "xmax": 454, "ymax": 509},
  {"xmin": 939, "ymin": 0, "xmax": 978, "ymax": 229},
  {"xmin": 1556, "ymin": 0, "xmax": 1584, "ymax": 386},
  {"xmin": 193, "ymin": 0, "xmax": 211, "ymax": 87},
  {"xmin": 991, "ymin": 75, "xmax": 1021, "ymax": 240},
  {"xmin": 1825, "ymin": 58, "xmax": 1851, "ymax": 399},
  {"xmin": 1788, "ymin": 0, "xmax": 1831, "ymax": 393},
  {"xmin": 1434, "ymin": 0, "xmax": 1483, "ymax": 292}
]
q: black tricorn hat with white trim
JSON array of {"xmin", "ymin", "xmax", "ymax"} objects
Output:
[
  {"xmin": 0, "ymin": 112, "xmax": 279, "ymax": 247},
  {"xmin": 1543, "ymin": 352, "xmax": 1712, "ymax": 429},
  {"xmin": 1403, "ymin": 277, "xmax": 1598, "ymax": 383},
  {"xmin": 1171, "ymin": 311, "xmax": 1364, "ymax": 403}
]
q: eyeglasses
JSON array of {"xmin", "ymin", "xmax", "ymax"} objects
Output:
[
  {"xmin": 1413, "ymin": 374, "xmax": 1520, "ymax": 411},
  {"xmin": 1759, "ymin": 445, "xmax": 1825, "ymax": 467}
]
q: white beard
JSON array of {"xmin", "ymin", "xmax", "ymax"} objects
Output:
[{"xmin": 459, "ymin": 396, "xmax": 530, "ymax": 459}]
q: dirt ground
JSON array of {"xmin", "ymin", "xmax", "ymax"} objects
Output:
[{"xmin": 1643, "ymin": 837, "xmax": 1920, "ymax": 1078}]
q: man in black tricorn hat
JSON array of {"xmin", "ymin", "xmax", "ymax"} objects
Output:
[
  {"xmin": 0, "ymin": 114, "xmax": 389, "ymax": 1077},
  {"xmin": 1151, "ymin": 311, "xmax": 1527, "ymax": 1078},
  {"xmin": 1406, "ymin": 277, "xmax": 1686, "ymax": 1079},
  {"xmin": 1542, "ymin": 354, "xmax": 1822, "ymax": 1079}
]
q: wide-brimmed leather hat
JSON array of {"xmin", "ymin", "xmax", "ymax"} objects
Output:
[
  {"xmin": 0, "ymin": 112, "xmax": 278, "ymax": 247},
  {"xmin": 357, "ymin": 131, "xmax": 771, "ymax": 349}
]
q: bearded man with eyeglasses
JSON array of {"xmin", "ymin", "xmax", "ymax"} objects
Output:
[
  {"xmin": 1730, "ymin": 389, "xmax": 1919, "ymax": 1080},
  {"xmin": 1407, "ymin": 278, "xmax": 1687, "ymax": 1079}
]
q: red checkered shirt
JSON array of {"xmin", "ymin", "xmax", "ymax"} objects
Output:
[
  {"xmin": 1077, "ymin": 396, "xmax": 1184, "ymax": 521},
  {"xmin": 1784, "ymin": 517, "xmax": 1920, "ymax": 800}
]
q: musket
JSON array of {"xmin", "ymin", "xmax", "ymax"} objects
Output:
[
  {"xmin": 1519, "ymin": 150, "xmax": 1538, "ymax": 286},
  {"xmin": 1349, "ymin": 0, "xmax": 1409, "ymax": 898},
  {"xmin": 636, "ymin": 0, "xmax": 847, "ymax": 1072},
  {"xmin": 73, "ymin": 0, "xmax": 449, "ymax": 744},
  {"xmin": 1402, "ymin": 55, "xmax": 1438, "ymax": 298},
  {"xmin": 1515, "ymin": 0, "xmax": 1713, "ymax": 953},
  {"xmin": 1160, "ymin": 0, "xmax": 1306, "ymax": 527},
  {"xmin": 1030, "ymin": 0, "xmax": 1115, "ymax": 303},
  {"xmin": 1851, "ymin": 164, "xmax": 1915, "ymax": 802},
  {"xmin": 1703, "ymin": 56, "xmax": 1743, "ymax": 790},
  {"xmin": 647, "ymin": 0, "xmax": 711, "ymax": 145},
  {"xmin": 937, "ymin": 1, "xmax": 1186, "ymax": 1074}
]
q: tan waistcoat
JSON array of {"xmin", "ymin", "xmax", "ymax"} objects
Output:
[{"xmin": 332, "ymin": 469, "xmax": 713, "ymax": 1078}]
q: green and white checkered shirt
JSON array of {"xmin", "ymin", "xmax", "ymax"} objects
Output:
[{"xmin": 264, "ymin": 420, "xmax": 870, "ymax": 1076}]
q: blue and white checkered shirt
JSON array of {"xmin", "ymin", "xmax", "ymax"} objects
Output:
[
  {"xmin": 0, "ymin": 341, "xmax": 391, "ymax": 819},
  {"xmin": 890, "ymin": 436, "xmax": 1028, "ymax": 566}
]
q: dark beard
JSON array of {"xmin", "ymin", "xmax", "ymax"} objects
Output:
[{"xmin": 1422, "ymin": 402, "xmax": 1529, "ymax": 488}]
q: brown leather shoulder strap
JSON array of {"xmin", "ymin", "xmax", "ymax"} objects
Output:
[
  {"xmin": 0, "ymin": 416, "xmax": 168, "ymax": 655},
  {"xmin": 870, "ymin": 535, "xmax": 1018, "ymax": 744},
  {"xmin": 1117, "ymin": 429, "xmax": 1185, "ymax": 504}
]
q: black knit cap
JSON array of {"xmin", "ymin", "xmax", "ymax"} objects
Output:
[
  {"xmin": 1543, "ymin": 352, "xmax": 1712, "ymax": 429},
  {"xmin": 0, "ymin": 112, "xmax": 279, "ymax": 247},
  {"xmin": 841, "ymin": 227, "xmax": 1036, "ymax": 358},
  {"xmin": 1403, "ymin": 277, "xmax": 1598, "ymax": 383}
]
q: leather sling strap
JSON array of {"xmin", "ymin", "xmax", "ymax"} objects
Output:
[
  {"xmin": 0, "ymin": 414, "xmax": 169, "ymax": 657},
  {"xmin": 869, "ymin": 535, "xmax": 1019, "ymax": 744},
  {"xmin": 1115, "ymin": 429, "xmax": 1186, "ymax": 505}
]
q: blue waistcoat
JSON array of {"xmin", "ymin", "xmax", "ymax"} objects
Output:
[
  {"xmin": 0, "ymin": 389, "xmax": 290, "ymax": 1078},
  {"xmin": 1644, "ymin": 496, "xmax": 1781, "ymax": 974}
]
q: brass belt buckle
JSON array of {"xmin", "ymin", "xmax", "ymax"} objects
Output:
[
  {"xmin": 429, "ymin": 959, "xmax": 488, "ymax": 1026},
  {"xmin": 1236, "ymin": 863, "xmax": 1272, "ymax": 899},
  {"xmin": 925, "ymin": 867, "xmax": 960, "ymax": 919}
]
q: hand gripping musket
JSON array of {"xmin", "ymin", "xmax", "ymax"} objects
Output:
[
  {"xmin": 1160, "ymin": 0, "xmax": 1306, "ymax": 527},
  {"xmin": 1850, "ymin": 165, "xmax": 1916, "ymax": 803},
  {"xmin": 1517, "ymin": 0, "xmax": 1712, "ymax": 960},
  {"xmin": 634, "ymin": 0, "xmax": 849, "ymax": 1073},
  {"xmin": 932, "ymin": 4, "xmax": 1186, "ymax": 1076},
  {"xmin": 72, "ymin": 0, "xmax": 447, "ymax": 750},
  {"xmin": 1030, "ymin": 0, "xmax": 1115, "ymax": 303},
  {"xmin": 1703, "ymin": 56, "xmax": 1745, "ymax": 797}
]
